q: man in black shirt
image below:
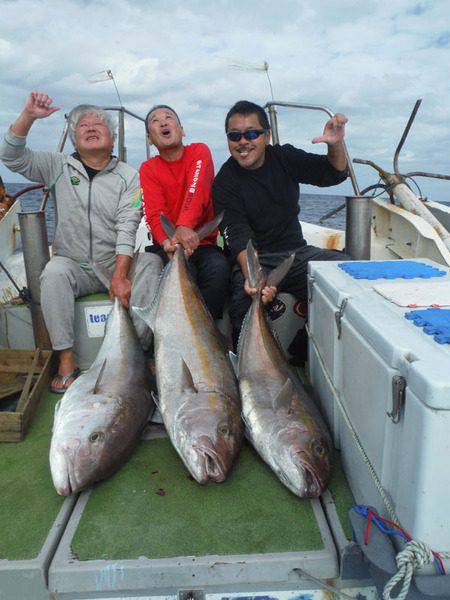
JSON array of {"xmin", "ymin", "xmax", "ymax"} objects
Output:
[{"xmin": 212, "ymin": 100, "xmax": 350, "ymax": 349}]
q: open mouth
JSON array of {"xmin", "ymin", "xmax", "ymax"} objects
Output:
[
  {"xmin": 301, "ymin": 463, "xmax": 322, "ymax": 497},
  {"xmin": 161, "ymin": 128, "xmax": 171, "ymax": 138},
  {"xmin": 194, "ymin": 442, "xmax": 226, "ymax": 482}
]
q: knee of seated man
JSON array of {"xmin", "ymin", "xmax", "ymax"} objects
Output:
[{"xmin": 40, "ymin": 258, "xmax": 72, "ymax": 285}]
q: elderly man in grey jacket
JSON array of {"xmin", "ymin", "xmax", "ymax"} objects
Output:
[{"xmin": 0, "ymin": 90, "xmax": 161, "ymax": 392}]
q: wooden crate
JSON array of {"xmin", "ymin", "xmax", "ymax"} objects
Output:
[{"xmin": 0, "ymin": 348, "xmax": 54, "ymax": 442}]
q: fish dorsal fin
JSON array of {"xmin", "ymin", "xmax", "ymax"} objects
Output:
[
  {"xmin": 246, "ymin": 240, "xmax": 265, "ymax": 290},
  {"xmin": 180, "ymin": 358, "xmax": 197, "ymax": 392},
  {"xmin": 93, "ymin": 359, "xmax": 108, "ymax": 394},
  {"xmin": 195, "ymin": 212, "xmax": 223, "ymax": 241},
  {"xmin": 272, "ymin": 379, "xmax": 294, "ymax": 412},
  {"xmin": 266, "ymin": 253, "xmax": 295, "ymax": 288},
  {"xmin": 160, "ymin": 213, "xmax": 176, "ymax": 240},
  {"xmin": 228, "ymin": 351, "xmax": 238, "ymax": 377}
]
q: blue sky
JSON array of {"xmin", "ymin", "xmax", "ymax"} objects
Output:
[{"xmin": 1, "ymin": 0, "xmax": 450, "ymax": 201}]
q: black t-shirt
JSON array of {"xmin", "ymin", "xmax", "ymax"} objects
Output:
[
  {"xmin": 212, "ymin": 143, "xmax": 347, "ymax": 258},
  {"xmin": 72, "ymin": 153, "xmax": 102, "ymax": 181}
]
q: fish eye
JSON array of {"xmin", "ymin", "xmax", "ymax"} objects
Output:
[
  {"xmin": 312, "ymin": 441, "xmax": 325, "ymax": 456},
  {"xmin": 217, "ymin": 424, "xmax": 230, "ymax": 437},
  {"xmin": 89, "ymin": 431, "xmax": 103, "ymax": 443}
]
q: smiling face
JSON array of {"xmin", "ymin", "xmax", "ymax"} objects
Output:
[
  {"xmin": 74, "ymin": 113, "xmax": 114, "ymax": 157},
  {"xmin": 146, "ymin": 107, "xmax": 184, "ymax": 152},
  {"xmin": 226, "ymin": 112, "xmax": 270, "ymax": 170}
]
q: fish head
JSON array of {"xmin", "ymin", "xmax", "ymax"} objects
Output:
[
  {"xmin": 273, "ymin": 425, "xmax": 332, "ymax": 498},
  {"xmin": 50, "ymin": 392, "xmax": 130, "ymax": 495},
  {"xmin": 174, "ymin": 391, "xmax": 243, "ymax": 484}
]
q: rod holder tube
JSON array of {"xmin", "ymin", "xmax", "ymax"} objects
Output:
[
  {"xmin": 345, "ymin": 196, "xmax": 372, "ymax": 260},
  {"xmin": 18, "ymin": 211, "xmax": 52, "ymax": 349}
]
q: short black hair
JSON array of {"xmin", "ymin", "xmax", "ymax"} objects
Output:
[
  {"xmin": 225, "ymin": 100, "xmax": 270, "ymax": 132},
  {"xmin": 145, "ymin": 105, "xmax": 181, "ymax": 133}
]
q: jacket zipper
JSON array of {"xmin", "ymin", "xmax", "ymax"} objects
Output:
[{"xmin": 88, "ymin": 179, "xmax": 93, "ymax": 260}]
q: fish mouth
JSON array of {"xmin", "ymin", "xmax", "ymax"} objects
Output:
[
  {"xmin": 300, "ymin": 462, "xmax": 323, "ymax": 498},
  {"xmin": 193, "ymin": 440, "xmax": 226, "ymax": 483}
]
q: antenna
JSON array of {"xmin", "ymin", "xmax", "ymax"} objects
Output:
[
  {"xmin": 228, "ymin": 59, "xmax": 275, "ymax": 101},
  {"xmin": 88, "ymin": 69, "xmax": 123, "ymax": 106}
]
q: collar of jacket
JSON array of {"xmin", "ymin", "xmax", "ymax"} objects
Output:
[{"xmin": 67, "ymin": 153, "xmax": 119, "ymax": 176}]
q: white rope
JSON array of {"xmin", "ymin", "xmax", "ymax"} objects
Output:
[
  {"xmin": 306, "ymin": 324, "xmax": 450, "ymax": 597},
  {"xmin": 383, "ymin": 540, "xmax": 434, "ymax": 600}
]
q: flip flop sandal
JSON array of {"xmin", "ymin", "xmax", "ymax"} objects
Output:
[{"xmin": 50, "ymin": 368, "xmax": 81, "ymax": 394}]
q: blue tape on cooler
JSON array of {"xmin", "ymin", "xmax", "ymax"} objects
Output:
[
  {"xmin": 338, "ymin": 261, "xmax": 446, "ymax": 280},
  {"xmin": 405, "ymin": 308, "xmax": 450, "ymax": 344}
]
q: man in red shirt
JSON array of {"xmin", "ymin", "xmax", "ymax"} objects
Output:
[{"xmin": 140, "ymin": 105, "xmax": 229, "ymax": 320}]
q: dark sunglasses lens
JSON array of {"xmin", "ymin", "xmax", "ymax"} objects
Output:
[
  {"xmin": 244, "ymin": 130, "xmax": 263, "ymax": 140},
  {"xmin": 227, "ymin": 132, "xmax": 242, "ymax": 142}
]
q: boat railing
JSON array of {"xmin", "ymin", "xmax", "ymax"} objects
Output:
[{"xmin": 264, "ymin": 100, "xmax": 361, "ymax": 196}]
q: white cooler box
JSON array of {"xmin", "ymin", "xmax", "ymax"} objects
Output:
[{"xmin": 308, "ymin": 258, "xmax": 450, "ymax": 555}]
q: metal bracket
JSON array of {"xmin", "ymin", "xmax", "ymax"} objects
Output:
[
  {"xmin": 178, "ymin": 590, "xmax": 205, "ymax": 600},
  {"xmin": 387, "ymin": 375, "xmax": 406, "ymax": 423},
  {"xmin": 334, "ymin": 298, "xmax": 348, "ymax": 339}
]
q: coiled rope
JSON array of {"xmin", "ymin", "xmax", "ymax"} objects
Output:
[{"xmin": 306, "ymin": 325, "xmax": 450, "ymax": 599}]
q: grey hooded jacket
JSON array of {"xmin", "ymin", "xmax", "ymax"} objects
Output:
[{"xmin": 0, "ymin": 128, "xmax": 141, "ymax": 267}]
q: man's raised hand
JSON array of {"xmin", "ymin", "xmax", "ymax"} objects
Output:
[
  {"xmin": 311, "ymin": 113, "xmax": 348, "ymax": 147},
  {"xmin": 24, "ymin": 91, "xmax": 61, "ymax": 120}
]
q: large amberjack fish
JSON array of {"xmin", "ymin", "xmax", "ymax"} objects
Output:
[
  {"xmin": 50, "ymin": 286, "xmax": 154, "ymax": 496},
  {"xmin": 134, "ymin": 215, "xmax": 243, "ymax": 484},
  {"xmin": 233, "ymin": 241, "xmax": 332, "ymax": 498}
]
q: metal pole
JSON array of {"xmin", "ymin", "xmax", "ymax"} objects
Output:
[
  {"xmin": 345, "ymin": 196, "xmax": 372, "ymax": 260},
  {"xmin": 18, "ymin": 211, "xmax": 51, "ymax": 349},
  {"xmin": 267, "ymin": 105, "xmax": 280, "ymax": 144},
  {"xmin": 118, "ymin": 109, "xmax": 126, "ymax": 162}
]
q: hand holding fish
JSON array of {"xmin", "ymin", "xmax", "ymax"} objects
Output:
[
  {"xmin": 110, "ymin": 274, "xmax": 131, "ymax": 308},
  {"xmin": 311, "ymin": 113, "xmax": 348, "ymax": 147},
  {"xmin": 244, "ymin": 278, "xmax": 277, "ymax": 305},
  {"xmin": 172, "ymin": 225, "xmax": 200, "ymax": 257},
  {"xmin": 162, "ymin": 238, "xmax": 177, "ymax": 260},
  {"xmin": 24, "ymin": 90, "xmax": 61, "ymax": 120}
]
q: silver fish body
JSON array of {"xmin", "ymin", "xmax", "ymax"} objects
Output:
[
  {"xmin": 237, "ymin": 249, "xmax": 332, "ymax": 498},
  {"xmin": 138, "ymin": 247, "xmax": 243, "ymax": 484},
  {"xmin": 49, "ymin": 298, "xmax": 153, "ymax": 495}
]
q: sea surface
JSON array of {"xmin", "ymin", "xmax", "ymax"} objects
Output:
[{"xmin": 6, "ymin": 182, "xmax": 346, "ymax": 244}]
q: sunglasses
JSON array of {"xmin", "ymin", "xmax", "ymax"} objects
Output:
[{"xmin": 226, "ymin": 129, "xmax": 267, "ymax": 142}]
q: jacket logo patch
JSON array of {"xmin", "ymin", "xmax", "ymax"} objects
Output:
[
  {"xmin": 132, "ymin": 189, "xmax": 142, "ymax": 208},
  {"xmin": 70, "ymin": 176, "xmax": 80, "ymax": 186}
]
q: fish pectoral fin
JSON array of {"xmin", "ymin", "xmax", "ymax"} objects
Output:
[
  {"xmin": 93, "ymin": 359, "xmax": 108, "ymax": 395},
  {"xmin": 180, "ymin": 358, "xmax": 197, "ymax": 393},
  {"xmin": 228, "ymin": 351, "xmax": 238, "ymax": 376},
  {"xmin": 52, "ymin": 399, "xmax": 62, "ymax": 431},
  {"xmin": 272, "ymin": 378, "xmax": 294, "ymax": 413}
]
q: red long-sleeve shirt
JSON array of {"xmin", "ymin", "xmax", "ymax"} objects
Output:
[{"xmin": 140, "ymin": 142, "xmax": 217, "ymax": 246}]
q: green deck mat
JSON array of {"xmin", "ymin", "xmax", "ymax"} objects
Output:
[
  {"xmin": 72, "ymin": 439, "xmax": 325, "ymax": 561},
  {"xmin": 0, "ymin": 392, "xmax": 64, "ymax": 561}
]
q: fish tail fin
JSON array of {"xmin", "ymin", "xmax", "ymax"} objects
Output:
[
  {"xmin": 266, "ymin": 253, "xmax": 296, "ymax": 288},
  {"xmin": 195, "ymin": 212, "xmax": 223, "ymax": 242},
  {"xmin": 160, "ymin": 213, "xmax": 177, "ymax": 240},
  {"xmin": 246, "ymin": 240, "xmax": 265, "ymax": 290}
]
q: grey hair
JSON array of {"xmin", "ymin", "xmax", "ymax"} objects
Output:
[{"xmin": 67, "ymin": 104, "xmax": 117, "ymax": 147}]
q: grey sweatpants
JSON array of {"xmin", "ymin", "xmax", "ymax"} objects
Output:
[{"xmin": 40, "ymin": 254, "xmax": 163, "ymax": 351}]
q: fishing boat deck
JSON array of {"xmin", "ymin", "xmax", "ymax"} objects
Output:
[{"xmin": 0, "ymin": 389, "xmax": 364, "ymax": 599}]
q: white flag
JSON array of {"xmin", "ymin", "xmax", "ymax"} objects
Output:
[{"xmin": 88, "ymin": 70, "xmax": 114, "ymax": 84}]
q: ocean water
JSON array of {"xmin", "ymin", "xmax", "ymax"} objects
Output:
[{"xmin": 6, "ymin": 182, "xmax": 346, "ymax": 244}]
